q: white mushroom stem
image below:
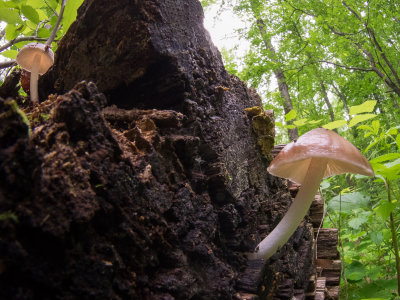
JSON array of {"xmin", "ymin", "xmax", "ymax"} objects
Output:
[
  {"xmin": 249, "ymin": 158, "xmax": 328, "ymax": 260},
  {"xmin": 30, "ymin": 54, "xmax": 41, "ymax": 102}
]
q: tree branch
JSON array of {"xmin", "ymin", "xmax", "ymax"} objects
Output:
[
  {"xmin": 342, "ymin": 0, "xmax": 400, "ymax": 87},
  {"xmin": 0, "ymin": 60, "xmax": 17, "ymax": 69},
  {"xmin": 284, "ymin": 0, "xmax": 316, "ymax": 17},
  {"xmin": 45, "ymin": 0, "xmax": 67, "ymax": 47},
  {"xmin": 317, "ymin": 60, "xmax": 373, "ymax": 72},
  {"xmin": 0, "ymin": 36, "xmax": 48, "ymax": 53}
]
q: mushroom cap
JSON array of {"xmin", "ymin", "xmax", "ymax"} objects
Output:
[
  {"xmin": 16, "ymin": 43, "xmax": 54, "ymax": 75},
  {"xmin": 267, "ymin": 128, "xmax": 374, "ymax": 184}
]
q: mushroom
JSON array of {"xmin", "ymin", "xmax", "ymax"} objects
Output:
[
  {"xmin": 16, "ymin": 43, "xmax": 54, "ymax": 102},
  {"xmin": 248, "ymin": 128, "xmax": 374, "ymax": 260}
]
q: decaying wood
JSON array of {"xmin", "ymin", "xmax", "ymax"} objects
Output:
[
  {"xmin": 317, "ymin": 259, "xmax": 341, "ymax": 286},
  {"xmin": 315, "ymin": 229, "xmax": 340, "ymax": 260},
  {"xmin": 326, "ymin": 286, "xmax": 341, "ymax": 299},
  {"xmin": 309, "ymin": 194, "xmax": 324, "ymax": 228}
]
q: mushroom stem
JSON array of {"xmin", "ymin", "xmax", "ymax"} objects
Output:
[
  {"xmin": 29, "ymin": 54, "xmax": 41, "ymax": 102},
  {"xmin": 249, "ymin": 158, "xmax": 328, "ymax": 260}
]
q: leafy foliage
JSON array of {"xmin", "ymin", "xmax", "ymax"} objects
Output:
[
  {"xmin": 0, "ymin": 0, "xmax": 83, "ymax": 60},
  {"xmin": 203, "ymin": 0, "xmax": 400, "ymax": 297}
]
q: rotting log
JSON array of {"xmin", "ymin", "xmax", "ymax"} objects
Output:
[{"xmin": 315, "ymin": 229, "xmax": 340, "ymax": 260}]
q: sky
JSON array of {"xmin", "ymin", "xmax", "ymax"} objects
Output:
[{"xmin": 202, "ymin": 5, "xmax": 249, "ymax": 57}]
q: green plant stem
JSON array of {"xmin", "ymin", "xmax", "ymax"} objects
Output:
[
  {"xmin": 385, "ymin": 179, "xmax": 400, "ymax": 296},
  {"xmin": 338, "ymin": 192, "xmax": 349, "ymax": 300}
]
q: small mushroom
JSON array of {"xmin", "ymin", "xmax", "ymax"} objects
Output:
[
  {"xmin": 249, "ymin": 128, "xmax": 374, "ymax": 260},
  {"xmin": 16, "ymin": 43, "xmax": 54, "ymax": 102}
]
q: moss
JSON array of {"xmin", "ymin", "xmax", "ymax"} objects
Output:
[
  {"xmin": 6, "ymin": 99, "xmax": 31, "ymax": 136},
  {"xmin": 245, "ymin": 106, "xmax": 275, "ymax": 160}
]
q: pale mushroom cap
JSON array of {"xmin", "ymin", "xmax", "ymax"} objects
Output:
[
  {"xmin": 267, "ymin": 128, "xmax": 374, "ymax": 184},
  {"xmin": 16, "ymin": 43, "xmax": 54, "ymax": 75}
]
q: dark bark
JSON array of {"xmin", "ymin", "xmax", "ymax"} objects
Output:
[
  {"xmin": 319, "ymin": 80, "xmax": 335, "ymax": 122},
  {"xmin": 332, "ymin": 83, "xmax": 349, "ymax": 116},
  {"xmin": 1, "ymin": 0, "xmax": 316, "ymax": 299}
]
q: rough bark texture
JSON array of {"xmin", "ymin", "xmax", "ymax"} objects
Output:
[{"xmin": 1, "ymin": 0, "xmax": 316, "ymax": 299}]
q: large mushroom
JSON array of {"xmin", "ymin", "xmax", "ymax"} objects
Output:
[
  {"xmin": 16, "ymin": 43, "xmax": 54, "ymax": 102},
  {"xmin": 249, "ymin": 128, "xmax": 374, "ymax": 260}
]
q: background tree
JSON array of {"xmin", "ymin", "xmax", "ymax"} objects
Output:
[{"xmin": 204, "ymin": 0, "xmax": 400, "ymax": 297}]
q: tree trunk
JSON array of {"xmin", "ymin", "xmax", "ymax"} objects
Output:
[
  {"xmin": 0, "ymin": 0, "xmax": 316, "ymax": 298},
  {"xmin": 319, "ymin": 80, "xmax": 335, "ymax": 122},
  {"xmin": 332, "ymin": 83, "xmax": 350, "ymax": 116},
  {"xmin": 255, "ymin": 18, "xmax": 299, "ymax": 141}
]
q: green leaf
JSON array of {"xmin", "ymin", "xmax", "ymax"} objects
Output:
[
  {"xmin": 45, "ymin": 0, "xmax": 59, "ymax": 10},
  {"xmin": 285, "ymin": 124, "xmax": 296, "ymax": 129},
  {"xmin": 327, "ymin": 192, "xmax": 370, "ymax": 212},
  {"xmin": 21, "ymin": 5, "xmax": 39, "ymax": 24},
  {"xmin": 36, "ymin": 27, "xmax": 51, "ymax": 38},
  {"xmin": 293, "ymin": 118, "xmax": 308, "ymax": 127},
  {"xmin": 5, "ymin": 23, "xmax": 19, "ymax": 40},
  {"xmin": 26, "ymin": 0, "xmax": 46, "ymax": 9},
  {"xmin": 1, "ymin": 49, "xmax": 18, "ymax": 59},
  {"xmin": 0, "ymin": 211, "xmax": 18, "ymax": 222},
  {"xmin": 285, "ymin": 109, "xmax": 297, "ymax": 121},
  {"xmin": 370, "ymin": 231, "xmax": 383, "ymax": 245},
  {"xmin": 348, "ymin": 114, "xmax": 377, "ymax": 127},
  {"xmin": 346, "ymin": 261, "xmax": 366, "ymax": 282},
  {"xmin": 0, "ymin": 7, "xmax": 21, "ymax": 24},
  {"xmin": 364, "ymin": 139, "xmax": 379, "ymax": 153},
  {"xmin": 396, "ymin": 134, "xmax": 400, "ymax": 151},
  {"xmin": 387, "ymin": 127, "xmax": 397, "ymax": 135},
  {"xmin": 376, "ymin": 278, "xmax": 398, "ymax": 290},
  {"xmin": 308, "ymin": 119, "xmax": 323, "ymax": 125},
  {"xmin": 357, "ymin": 124, "xmax": 373, "ymax": 132},
  {"xmin": 348, "ymin": 213, "xmax": 369, "ymax": 230},
  {"xmin": 372, "ymin": 157, "xmax": 400, "ymax": 179},
  {"xmin": 371, "ymin": 120, "xmax": 380, "ymax": 134},
  {"xmin": 322, "ymin": 119, "xmax": 347, "ymax": 130},
  {"xmin": 370, "ymin": 153, "xmax": 400, "ymax": 164},
  {"xmin": 385, "ymin": 161, "xmax": 400, "ymax": 180},
  {"xmin": 349, "ymin": 100, "xmax": 377, "ymax": 115},
  {"xmin": 374, "ymin": 202, "xmax": 396, "ymax": 220},
  {"xmin": 347, "ymin": 271, "xmax": 364, "ymax": 281},
  {"xmin": 62, "ymin": 0, "xmax": 84, "ymax": 33}
]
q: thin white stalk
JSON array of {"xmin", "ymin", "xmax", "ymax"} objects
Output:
[
  {"xmin": 30, "ymin": 54, "xmax": 41, "ymax": 102},
  {"xmin": 249, "ymin": 158, "xmax": 328, "ymax": 260}
]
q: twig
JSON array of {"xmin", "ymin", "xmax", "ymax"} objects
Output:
[
  {"xmin": 0, "ymin": 36, "xmax": 47, "ymax": 53},
  {"xmin": 45, "ymin": 0, "xmax": 67, "ymax": 48},
  {"xmin": 385, "ymin": 179, "xmax": 400, "ymax": 295},
  {"xmin": 43, "ymin": 0, "xmax": 58, "ymax": 16},
  {"xmin": 0, "ymin": 29, "xmax": 5, "ymax": 40},
  {"xmin": 317, "ymin": 60, "xmax": 373, "ymax": 72},
  {"xmin": 338, "ymin": 192, "xmax": 349, "ymax": 300},
  {"xmin": 0, "ymin": 60, "xmax": 17, "ymax": 69}
]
